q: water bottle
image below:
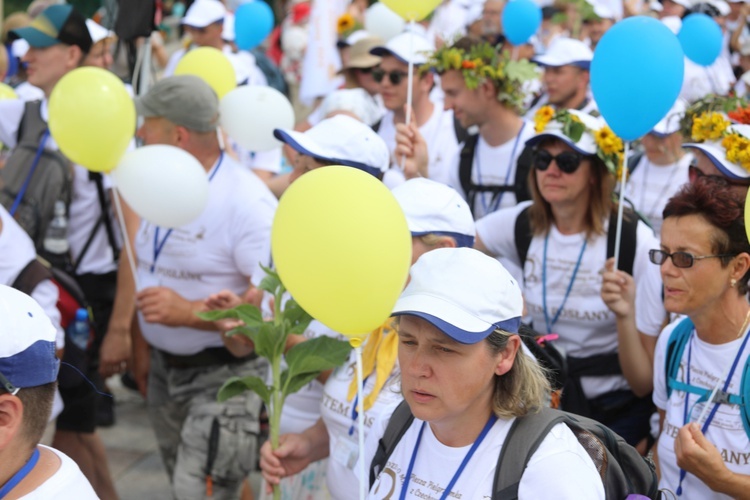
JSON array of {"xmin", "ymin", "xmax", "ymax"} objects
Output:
[
  {"xmin": 43, "ymin": 201, "xmax": 70, "ymax": 255},
  {"xmin": 70, "ymin": 308, "xmax": 90, "ymax": 351}
]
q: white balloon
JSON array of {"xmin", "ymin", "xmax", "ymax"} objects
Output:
[
  {"xmin": 365, "ymin": 3, "xmax": 406, "ymax": 41},
  {"xmin": 220, "ymin": 86, "xmax": 295, "ymax": 152},
  {"xmin": 112, "ymin": 145, "xmax": 209, "ymax": 228}
]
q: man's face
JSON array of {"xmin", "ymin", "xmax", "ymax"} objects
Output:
[
  {"xmin": 354, "ymin": 67, "xmax": 380, "ymax": 96},
  {"xmin": 185, "ymin": 21, "xmax": 224, "ymax": 48},
  {"xmin": 482, "ymin": 0, "xmax": 504, "ymax": 36},
  {"xmin": 441, "ymin": 69, "xmax": 486, "ymax": 128},
  {"xmin": 23, "ymin": 44, "xmax": 80, "ymax": 96},
  {"xmin": 586, "ymin": 18, "xmax": 613, "ymax": 47},
  {"xmin": 83, "ymin": 40, "xmax": 114, "ymax": 69},
  {"xmin": 376, "ymin": 55, "xmax": 421, "ymax": 112},
  {"xmin": 542, "ymin": 65, "xmax": 589, "ymax": 108},
  {"xmin": 136, "ymin": 117, "xmax": 179, "ymax": 147},
  {"xmin": 660, "ymin": 0, "xmax": 687, "ymax": 17}
]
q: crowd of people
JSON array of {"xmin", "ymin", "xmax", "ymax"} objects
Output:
[{"xmin": 3, "ymin": 0, "xmax": 750, "ymax": 499}]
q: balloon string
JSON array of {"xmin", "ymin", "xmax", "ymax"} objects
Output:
[
  {"xmin": 356, "ymin": 344, "xmax": 366, "ymax": 500},
  {"xmin": 401, "ymin": 20, "xmax": 416, "ymax": 173},
  {"xmin": 613, "ymin": 140, "xmax": 629, "ymax": 270},
  {"xmin": 111, "ymin": 184, "xmax": 140, "ymax": 291}
]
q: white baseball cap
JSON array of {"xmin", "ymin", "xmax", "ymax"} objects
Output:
[
  {"xmin": 392, "ymin": 248, "xmax": 523, "ymax": 344},
  {"xmin": 392, "ymin": 178, "xmax": 476, "ymax": 248},
  {"xmin": 531, "ymin": 37, "xmax": 593, "ymax": 69},
  {"xmin": 0, "ymin": 285, "xmax": 59, "ymax": 391},
  {"xmin": 181, "ymin": 0, "xmax": 226, "ymax": 28},
  {"xmin": 337, "ymin": 29, "xmax": 371, "ymax": 48},
  {"xmin": 370, "ymin": 31, "xmax": 435, "ymax": 65},
  {"xmin": 85, "ymin": 19, "xmax": 114, "ymax": 45},
  {"xmin": 651, "ymin": 98, "xmax": 687, "ymax": 137},
  {"xmin": 319, "ymin": 88, "xmax": 383, "ymax": 126},
  {"xmin": 526, "ymin": 109, "xmax": 606, "ymax": 155},
  {"xmin": 589, "ymin": 1, "xmax": 617, "ymax": 19},
  {"xmin": 222, "ymin": 12, "xmax": 235, "ymax": 41},
  {"xmin": 274, "ymin": 115, "xmax": 390, "ymax": 177},
  {"xmin": 684, "ymin": 124, "xmax": 750, "ymax": 180}
]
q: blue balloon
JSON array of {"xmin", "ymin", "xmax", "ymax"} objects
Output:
[
  {"xmin": 678, "ymin": 13, "xmax": 722, "ymax": 67},
  {"xmin": 591, "ymin": 16, "xmax": 684, "ymax": 141},
  {"xmin": 502, "ymin": 0, "xmax": 542, "ymax": 46},
  {"xmin": 234, "ymin": 1, "xmax": 275, "ymax": 51}
]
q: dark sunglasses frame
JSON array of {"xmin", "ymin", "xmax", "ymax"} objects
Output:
[
  {"xmin": 688, "ymin": 164, "xmax": 750, "ymax": 188},
  {"xmin": 0, "ymin": 370, "xmax": 18, "ymax": 395},
  {"xmin": 532, "ymin": 149, "xmax": 583, "ymax": 174},
  {"xmin": 372, "ymin": 68, "xmax": 410, "ymax": 85},
  {"xmin": 648, "ymin": 249, "xmax": 736, "ymax": 268}
]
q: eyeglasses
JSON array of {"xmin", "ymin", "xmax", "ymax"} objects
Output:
[
  {"xmin": 372, "ymin": 68, "xmax": 410, "ymax": 85},
  {"xmin": 0, "ymin": 370, "xmax": 18, "ymax": 396},
  {"xmin": 532, "ymin": 150, "xmax": 583, "ymax": 174},
  {"xmin": 648, "ymin": 249, "xmax": 736, "ymax": 268},
  {"xmin": 688, "ymin": 164, "xmax": 750, "ymax": 188},
  {"xmin": 357, "ymin": 67, "xmax": 373, "ymax": 74}
]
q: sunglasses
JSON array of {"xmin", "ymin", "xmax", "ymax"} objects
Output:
[
  {"xmin": 532, "ymin": 150, "xmax": 583, "ymax": 174},
  {"xmin": 688, "ymin": 164, "xmax": 750, "ymax": 188},
  {"xmin": 0, "ymin": 370, "xmax": 18, "ymax": 396},
  {"xmin": 648, "ymin": 249, "xmax": 736, "ymax": 268},
  {"xmin": 372, "ymin": 68, "xmax": 410, "ymax": 85}
]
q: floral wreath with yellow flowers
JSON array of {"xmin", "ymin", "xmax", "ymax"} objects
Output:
[
  {"xmin": 689, "ymin": 111, "xmax": 750, "ymax": 173},
  {"xmin": 336, "ymin": 13, "xmax": 363, "ymax": 39},
  {"xmin": 680, "ymin": 94, "xmax": 749, "ymax": 138},
  {"xmin": 423, "ymin": 42, "xmax": 538, "ymax": 113},
  {"xmin": 534, "ymin": 105, "xmax": 625, "ymax": 178}
]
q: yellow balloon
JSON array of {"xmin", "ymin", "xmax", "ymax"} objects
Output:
[
  {"xmin": 380, "ymin": 0, "xmax": 442, "ymax": 21},
  {"xmin": 0, "ymin": 83, "xmax": 18, "ymax": 100},
  {"xmin": 271, "ymin": 167, "xmax": 412, "ymax": 339},
  {"xmin": 174, "ymin": 47, "xmax": 236, "ymax": 99},
  {"xmin": 48, "ymin": 67, "xmax": 135, "ymax": 173}
]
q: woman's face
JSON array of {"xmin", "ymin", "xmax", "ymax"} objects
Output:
[
  {"xmin": 397, "ymin": 316, "xmax": 517, "ymax": 440},
  {"xmin": 289, "ymin": 154, "xmax": 326, "ymax": 183},
  {"xmin": 534, "ymin": 141, "xmax": 594, "ymax": 208},
  {"xmin": 659, "ymin": 214, "xmax": 735, "ymax": 316},
  {"xmin": 688, "ymin": 150, "xmax": 750, "ymax": 198}
]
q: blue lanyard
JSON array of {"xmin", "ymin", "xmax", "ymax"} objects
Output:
[
  {"xmin": 9, "ymin": 131, "xmax": 50, "ymax": 216},
  {"xmin": 0, "ymin": 448, "xmax": 40, "ymax": 498},
  {"xmin": 474, "ymin": 123, "xmax": 526, "ymax": 215},
  {"xmin": 150, "ymin": 152, "xmax": 224, "ymax": 273},
  {"xmin": 399, "ymin": 414, "xmax": 498, "ymax": 500},
  {"xmin": 348, "ymin": 375, "xmax": 369, "ymax": 436},
  {"xmin": 676, "ymin": 328, "xmax": 750, "ymax": 496},
  {"xmin": 541, "ymin": 232, "xmax": 587, "ymax": 335}
]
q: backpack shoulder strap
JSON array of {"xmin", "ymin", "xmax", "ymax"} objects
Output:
[
  {"xmin": 513, "ymin": 145, "xmax": 533, "ymax": 203},
  {"xmin": 606, "ymin": 207, "xmax": 639, "ymax": 276},
  {"xmin": 493, "ymin": 407, "xmax": 567, "ymax": 500},
  {"xmin": 513, "ymin": 206, "xmax": 533, "ymax": 268},
  {"xmin": 369, "ymin": 400, "xmax": 414, "ymax": 487},
  {"xmin": 453, "ymin": 115, "xmax": 470, "ymax": 145},
  {"xmin": 627, "ymin": 151, "xmax": 644, "ymax": 174},
  {"xmin": 665, "ymin": 317, "xmax": 694, "ymax": 399},
  {"xmin": 11, "ymin": 258, "xmax": 53, "ymax": 295},
  {"xmin": 740, "ymin": 355, "xmax": 750, "ymax": 440},
  {"xmin": 371, "ymin": 118, "xmax": 382, "ymax": 133},
  {"xmin": 458, "ymin": 133, "xmax": 479, "ymax": 204}
]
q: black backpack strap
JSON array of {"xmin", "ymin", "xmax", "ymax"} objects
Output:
[
  {"xmin": 627, "ymin": 151, "xmax": 644, "ymax": 175},
  {"xmin": 369, "ymin": 400, "xmax": 414, "ymax": 488},
  {"xmin": 606, "ymin": 207, "xmax": 639, "ymax": 277},
  {"xmin": 513, "ymin": 145, "xmax": 533, "ymax": 203},
  {"xmin": 73, "ymin": 172, "xmax": 120, "ymax": 274},
  {"xmin": 493, "ymin": 407, "xmax": 566, "ymax": 500},
  {"xmin": 453, "ymin": 115, "xmax": 470, "ymax": 145},
  {"xmin": 11, "ymin": 258, "xmax": 53, "ymax": 295},
  {"xmin": 513, "ymin": 206, "xmax": 533, "ymax": 269},
  {"xmin": 458, "ymin": 134, "xmax": 479, "ymax": 213},
  {"xmin": 371, "ymin": 118, "xmax": 382, "ymax": 133}
]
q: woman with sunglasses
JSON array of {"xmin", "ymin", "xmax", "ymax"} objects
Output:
[
  {"xmin": 474, "ymin": 109, "xmax": 665, "ymax": 447},
  {"xmin": 652, "ymin": 179, "xmax": 750, "ymax": 499}
]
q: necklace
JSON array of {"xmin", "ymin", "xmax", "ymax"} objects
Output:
[{"xmin": 737, "ymin": 309, "xmax": 750, "ymax": 339}]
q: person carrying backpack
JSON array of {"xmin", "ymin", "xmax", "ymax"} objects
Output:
[
  {"xmin": 474, "ymin": 108, "xmax": 666, "ymax": 447},
  {"xmin": 652, "ymin": 177, "xmax": 750, "ymax": 499},
  {"xmin": 365, "ymin": 247, "xmax": 605, "ymax": 499}
]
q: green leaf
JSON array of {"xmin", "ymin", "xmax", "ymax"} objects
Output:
[
  {"xmin": 258, "ymin": 267, "xmax": 282, "ymax": 295},
  {"xmin": 233, "ymin": 304, "xmax": 264, "ymax": 327},
  {"xmin": 567, "ymin": 121, "xmax": 586, "ymax": 143},
  {"xmin": 217, "ymin": 375, "xmax": 272, "ymax": 404},
  {"xmin": 280, "ymin": 370, "xmax": 319, "ymax": 398},
  {"xmin": 196, "ymin": 309, "xmax": 239, "ymax": 321},
  {"xmin": 244, "ymin": 322, "xmax": 282, "ymax": 359},
  {"xmin": 285, "ymin": 336, "xmax": 352, "ymax": 377},
  {"xmin": 289, "ymin": 316, "xmax": 314, "ymax": 335},
  {"xmin": 505, "ymin": 59, "xmax": 539, "ymax": 84}
]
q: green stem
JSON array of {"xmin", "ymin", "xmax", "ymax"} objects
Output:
[{"xmin": 271, "ymin": 353, "xmax": 282, "ymax": 500}]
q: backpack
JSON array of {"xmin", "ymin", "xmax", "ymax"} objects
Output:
[
  {"xmin": 513, "ymin": 205, "xmax": 641, "ymax": 416},
  {"xmin": 369, "ymin": 402, "xmax": 660, "ymax": 500},
  {"xmin": 664, "ymin": 317, "xmax": 750, "ymax": 438},
  {"xmin": 458, "ymin": 138, "xmax": 533, "ymax": 217},
  {"xmin": 0, "ymin": 101, "xmax": 73, "ymax": 252},
  {"xmin": 12, "ymin": 258, "xmax": 92, "ymax": 389},
  {"xmin": 251, "ymin": 48, "xmax": 290, "ymax": 98}
]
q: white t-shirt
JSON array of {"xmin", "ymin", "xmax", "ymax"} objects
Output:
[
  {"xmin": 378, "ymin": 106, "xmax": 460, "ymax": 189},
  {"xmin": 18, "ymin": 445, "xmax": 98, "ymax": 499},
  {"xmin": 164, "ymin": 45, "xmax": 268, "ymax": 87},
  {"xmin": 13, "ymin": 82, "xmax": 44, "ymax": 102},
  {"xmin": 320, "ymin": 348, "xmax": 403, "ymax": 500},
  {"xmin": 232, "ymin": 141, "xmax": 283, "ymax": 175},
  {"xmin": 625, "ymin": 153, "xmax": 692, "ymax": 236},
  {"xmin": 364, "ymin": 412, "xmax": 604, "ymax": 499},
  {"xmin": 0, "ymin": 99, "xmax": 119, "ymax": 275},
  {"xmin": 448, "ymin": 123, "xmax": 537, "ymax": 219},
  {"xmin": 0, "ymin": 205, "xmax": 64, "ymax": 348},
  {"xmin": 476, "ymin": 203, "xmax": 665, "ymax": 399},
  {"xmin": 135, "ymin": 154, "xmax": 277, "ymax": 355},
  {"xmin": 653, "ymin": 320, "xmax": 750, "ymax": 500},
  {"xmin": 680, "ymin": 56, "xmax": 735, "ymax": 104}
]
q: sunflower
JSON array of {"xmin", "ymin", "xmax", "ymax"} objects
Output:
[
  {"xmin": 691, "ymin": 112, "xmax": 730, "ymax": 142},
  {"xmin": 337, "ymin": 13, "xmax": 355, "ymax": 35},
  {"xmin": 534, "ymin": 105, "xmax": 555, "ymax": 133},
  {"xmin": 594, "ymin": 126, "xmax": 623, "ymax": 156}
]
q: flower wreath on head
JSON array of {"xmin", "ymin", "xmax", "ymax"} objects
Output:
[
  {"xmin": 680, "ymin": 94, "xmax": 749, "ymax": 138},
  {"xmin": 689, "ymin": 110, "xmax": 750, "ymax": 173},
  {"xmin": 533, "ymin": 105, "xmax": 625, "ymax": 178},
  {"xmin": 423, "ymin": 42, "xmax": 538, "ymax": 113}
]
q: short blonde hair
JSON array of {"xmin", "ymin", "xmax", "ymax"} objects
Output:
[{"xmin": 417, "ymin": 233, "xmax": 456, "ymax": 248}]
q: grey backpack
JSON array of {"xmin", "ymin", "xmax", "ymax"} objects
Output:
[{"xmin": 0, "ymin": 100, "xmax": 72, "ymax": 251}]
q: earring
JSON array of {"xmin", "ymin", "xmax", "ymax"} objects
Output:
[{"xmin": 731, "ymin": 279, "xmax": 738, "ymax": 288}]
